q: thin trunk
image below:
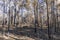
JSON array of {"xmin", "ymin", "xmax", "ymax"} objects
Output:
[
  {"xmin": 51, "ymin": 0, "xmax": 56, "ymax": 33},
  {"xmin": 14, "ymin": 0, "xmax": 17, "ymax": 33},
  {"xmin": 55, "ymin": 0, "xmax": 59, "ymax": 32},
  {"xmin": 7, "ymin": 0, "xmax": 11, "ymax": 38},
  {"xmin": 2, "ymin": 0, "xmax": 5, "ymax": 39},
  {"xmin": 46, "ymin": 0, "xmax": 51, "ymax": 40},
  {"xmin": 34, "ymin": 0, "xmax": 38, "ymax": 33}
]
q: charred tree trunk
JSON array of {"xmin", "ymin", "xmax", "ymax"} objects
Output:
[
  {"xmin": 51, "ymin": 0, "xmax": 57, "ymax": 33},
  {"xmin": 14, "ymin": 0, "xmax": 18, "ymax": 33},
  {"xmin": 46, "ymin": 0, "xmax": 51, "ymax": 40},
  {"xmin": 2, "ymin": 0, "xmax": 5, "ymax": 36},
  {"xmin": 34, "ymin": 0, "xmax": 39, "ymax": 33}
]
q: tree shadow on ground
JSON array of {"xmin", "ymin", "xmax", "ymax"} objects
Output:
[
  {"xmin": 0, "ymin": 26, "xmax": 60, "ymax": 40},
  {"xmin": 6, "ymin": 26, "xmax": 48, "ymax": 40}
]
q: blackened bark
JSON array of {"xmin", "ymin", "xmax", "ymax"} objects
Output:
[
  {"xmin": 34, "ymin": 1, "xmax": 39, "ymax": 33},
  {"xmin": 46, "ymin": 0, "xmax": 51, "ymax": 40}
]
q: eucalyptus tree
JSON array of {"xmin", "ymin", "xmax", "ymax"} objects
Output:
[
  {"xmin": 2, "ymin": 0, "xmax": 5, "ymax": 36},
  {"xmin": 46, "ymin": 0, "xmax": 51, "ymax": 40},
  {"xmin": 56, "ymin": 0, "xmax": 60, "ymax": 32},
  {"xmin": 51, "ymin": 0, "xmax": 58, "ymax": 34},
  {"xmin": 32, "ymin": 0, "xmax": 38, "ymax": 33},
  {"xmin": 0, "ymin": 0, "xmax": 7, "ymax": 24},
  {"xmin": 38, "ymin": 0, "xmax": 46, "ymax": 31}
]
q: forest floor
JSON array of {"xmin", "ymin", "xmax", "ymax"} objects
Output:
[{"xmin": 0, "ymin": 26, "xmax": 60, "ymax": 40}]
